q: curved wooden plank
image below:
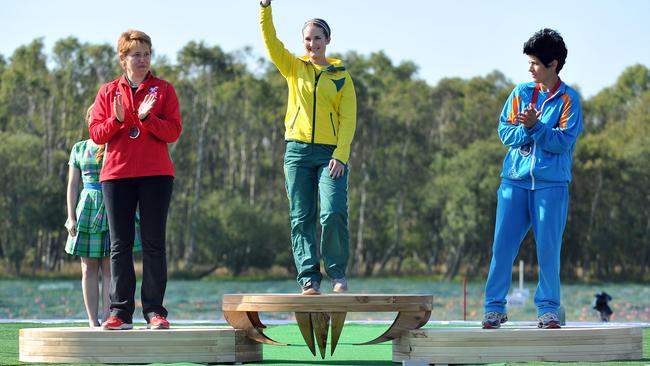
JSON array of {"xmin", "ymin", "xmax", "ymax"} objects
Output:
[
  {"xmin": 247, "ymin": 311, "xmax": 266, "ymax": 329},
  {"xmin": 330, "ymin": 312, "xmax": 346, "ymax": 355},
  {"xmin": 356, "ymin": 310, "xmax": 431, "ymax": 345},
  {"xmin": 223, "ymin": 311, "xmax": 286, "ymax": 346},
  {"xmin": 295, "ymin": 312, "xmax": 315, "ymax": 356}
]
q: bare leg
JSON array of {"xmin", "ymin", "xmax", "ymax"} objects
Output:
[
  {"xmin": 80, "ymin": 257, "xmax": 101, "ymax": 327},
  {"xmin": 99, "ymin": 256, "xmax": 111, "ymax": 323}
]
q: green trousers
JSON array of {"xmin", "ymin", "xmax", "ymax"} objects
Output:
[{"xmin": 283, "ymin": 141, "xmax": 349, "ymax": 287}]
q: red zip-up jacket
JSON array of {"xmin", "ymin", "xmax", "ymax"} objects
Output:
[{"xmin": 89, "ymin": 72, "xmax": 182, "ymax": 181}]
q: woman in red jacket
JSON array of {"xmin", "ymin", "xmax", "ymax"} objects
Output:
[{"xmin": 89, "ymin": 30, "xmax": 182, "ymax": 330}]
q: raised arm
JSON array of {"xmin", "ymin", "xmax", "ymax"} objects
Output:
[{"xmin": 260, "ymin": 0, "xmax": 296, "ymax": 78}]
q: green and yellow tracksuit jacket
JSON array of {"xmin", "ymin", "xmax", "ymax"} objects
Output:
[{"xmin": 260, "ymin": 5, "xmax": 357, "ymax": 163}]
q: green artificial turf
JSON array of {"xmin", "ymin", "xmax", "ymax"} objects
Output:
[{"xmin": 1, "ymin": 323, "xmax": 648, "ymax": 366}]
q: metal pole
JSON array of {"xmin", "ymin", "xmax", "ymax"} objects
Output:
[
  {"xmin": 463, "ymin": 277, "xmax": 467, "ymax": 321},
  {"xmin": 519, "ymin": 260, "xmax": 524, "ymax": 289}
]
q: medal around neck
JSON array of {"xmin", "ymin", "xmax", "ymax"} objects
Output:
[{"xmin": 128, "ymin": 125, "xmax": 140, "ymax": 139}]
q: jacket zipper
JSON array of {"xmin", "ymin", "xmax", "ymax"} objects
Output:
[
  {"xmin": 289, "ymin": 106, "xmax": 300, "ymax": 129},
  {"xmin": 329, "ymin": 112, "xmax": 336, "ymax": 136},
  {"xmin": 528, "ymin": 90, "xmax": 558, "ymax": 190},
  {"xmin": 529, "ymin": 142, "xmax": 537, "ymax": 190},
  {"xmin": 311, "ymin": 69, "xmax": 322, "ymax": 144}
]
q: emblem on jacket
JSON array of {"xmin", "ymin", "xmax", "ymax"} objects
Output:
[
  {"xmin": 148, "ymin": 86, "xmax": 159, "ymax": 96},
  {"xmin": 331, "ymin": 78, "xmax": 346, "ymax": 92},
  {"xmin": 519, "ymin": 144, "xmax": 532, "ymax": 157},
  {"xmin": 507, "ymin": 166, "xmax": 518, "ymax": 179}
]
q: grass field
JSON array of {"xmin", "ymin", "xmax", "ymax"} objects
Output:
[{"xmin": 2, "ymin": 323, "xmax": 649, "ymax": 366}]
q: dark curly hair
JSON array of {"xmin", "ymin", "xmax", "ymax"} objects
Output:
[{"xmin": 523, "ymin": 28, "xmax": 568, "ymax": 74}]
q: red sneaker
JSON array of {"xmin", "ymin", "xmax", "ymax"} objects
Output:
[
  {"xmin": 101, "ymin": 315, "xmax": 133, "ymax": 330},
  {"xmin": 148, "ymin": 314, "xmax": 170, "ymax": 330}
]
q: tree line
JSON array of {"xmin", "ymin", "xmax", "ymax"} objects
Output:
[{"xmin": 0, "ymin": 37, "xmax": 648, "ymax": 281}]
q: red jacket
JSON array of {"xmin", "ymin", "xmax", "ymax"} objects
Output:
[{"xmin": 89, "ymin": 72, "xmax": 182, "ymax": 181}]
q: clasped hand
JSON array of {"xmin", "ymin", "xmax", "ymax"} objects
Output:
[
  {"xmin": 515, "ymin": 105, "xmax": 540, "ymax": 128},
  {"xmin": 112, "ymin": 94, "xmax": 157, "ymax": 122}
]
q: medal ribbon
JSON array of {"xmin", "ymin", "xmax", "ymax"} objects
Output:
[{"xmin": 530, "ymin": 78, "xmax": 562, "ymax": 110}]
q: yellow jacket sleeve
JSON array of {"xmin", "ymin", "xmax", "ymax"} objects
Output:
[
  {"xmin": 260, "ymin": 5, "xmax": 295, "ymax": 78},
  {"xmin": 332, "ymin": 74, "xmax": 357, "ymax": 163}
]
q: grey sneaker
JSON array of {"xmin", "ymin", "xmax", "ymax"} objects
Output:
[
  {"xmin": 538, "ymin": 312, "xmax": 561, "ymax": 329},
  {"xmin": 332, "ymin": 277, "xmax": 348, "ymax": 293},
  {"xmin": 301, "ymin": 280, "xmax": 321, "ymax": 295},
  {"xmin": 481, "ymin": 312, "xmax": 508, "ymax": 329}
]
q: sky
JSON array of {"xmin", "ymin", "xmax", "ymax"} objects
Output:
[{"xmin": 2, "ymin": 0, "xmax": 650, "ymax": 98}]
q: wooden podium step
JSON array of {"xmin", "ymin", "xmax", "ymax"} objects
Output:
[
  {"xmin": 19, "ymin": 326, "xmax": 262, "ymax": 364},
  {"xmin": 393, "ymin": 325, "xmax": 643, "ymax": 364}
]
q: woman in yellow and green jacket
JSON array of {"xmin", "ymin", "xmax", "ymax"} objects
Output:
[{"xmin": 260, "ymin": 0, "xmax": 357, "ymax": 295}]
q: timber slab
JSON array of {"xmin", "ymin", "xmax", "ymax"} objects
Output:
[
  {"xmin": 19, "ymin": 326, "xmax": 261, "ymax": 364},
  {"xmin": 393, "ymin": 325, "xmax": 643, "ymax": 364}
]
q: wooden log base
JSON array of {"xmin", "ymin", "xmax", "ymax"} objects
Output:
[
  {"xmin": 393, "ymin": 325, "xmax": 643, "ymax": 364},
  {"xmin": 223, "ymin": 293, "xmax": 433, "ymax": 358},
  {"xmin": 19, "ymin": 326, "xmax": 262, "ymax": 364}
]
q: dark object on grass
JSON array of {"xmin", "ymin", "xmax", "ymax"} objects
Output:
[{"xmin": 593, "ymin": 292, "xmax": 613, "ymax": 322}]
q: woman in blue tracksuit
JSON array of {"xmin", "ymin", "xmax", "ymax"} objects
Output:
[{"xmin": 482, "ymin": 28, "xmax": 583, "ymax": 329}]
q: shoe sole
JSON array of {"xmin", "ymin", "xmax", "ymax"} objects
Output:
[
  {"xmin": 481, "ymin": 323, "xmax": 501, "ymax": 329},
  {"xmin": 102, "ymin": 324, "xmax": 133, "ymax": 330},
  {"xmin": 147, "ymin": 324, "xmax": 170, "ymax": 330},
  {"xmin": 332, "ymin": 288, "xmax": 348, "ymax": 293},
  {"xmin": 301, "ymin": 289, "xmax": 321, "ymax": 295},
  {"xmin": 538, "ymin": 322, "xmax": 561, "ymax": 329}
]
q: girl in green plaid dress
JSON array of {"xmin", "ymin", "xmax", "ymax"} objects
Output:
[{"xmin": 65, "ymin": 105, "xmax": 141, "ymax": 327}]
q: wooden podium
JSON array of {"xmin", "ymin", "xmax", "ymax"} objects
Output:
[
  {"xmin": 222, "ymin": 293, "xmax": 433, "ymax": 358},
  {"xmin": 19, "ymin": 326, "xmax": 261, "ymax": 364},
  {"xmin": 393, "ymin": 325, "xmax": 643, "ymax": 364}
]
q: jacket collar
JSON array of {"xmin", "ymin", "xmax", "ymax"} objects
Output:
[
  {"xmin": 119, "ymin": 71, "xmax": 154, "ymax": 88},
  {"xmin": 524, "ymin": 80, "xmax": 566, "ymax": 102},
  {"xmin": 299, "ymin": 56, "xmax": 346, "ymax": 72}
]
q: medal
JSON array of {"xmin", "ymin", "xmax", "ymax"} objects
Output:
[{"xmin": 128, "ymin": 125, "xmax": 140, "ymax": 139}]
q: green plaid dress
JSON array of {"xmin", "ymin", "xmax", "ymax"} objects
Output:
[{"xmin": 65, "ymin": 140, "xmax": 142, "ymax": 257}]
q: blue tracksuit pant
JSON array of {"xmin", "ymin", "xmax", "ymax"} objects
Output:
[{"xmin": 484, "ymin": 183, "xmax": 568, "ymax": 316}]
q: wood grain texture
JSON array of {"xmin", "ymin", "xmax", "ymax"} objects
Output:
[
  {"xmin": 330, "ymin": 312, "xmax": 347, "ymax": 355},
  {"xmin": 295, "ymin": 312, "xmax": 316, "ymax": 356},
  {"xmin": 311, "ymin": 312, "xmax": 330, "ymax": 359},
  {"xmin": 19, "ymin": 326, "xmax": 262, "ymax": 364},
  {"xmin": 222, "ymin": 294, "xmax": 433, "ymax": 312},
  {"xmin": 392, "ymin": 326, "xmax": 643, "ymax": 364}
]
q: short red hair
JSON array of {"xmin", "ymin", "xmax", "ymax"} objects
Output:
[{"xmin": 117, "ymin": 30, "xmax": 152, "ymax": 69}]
